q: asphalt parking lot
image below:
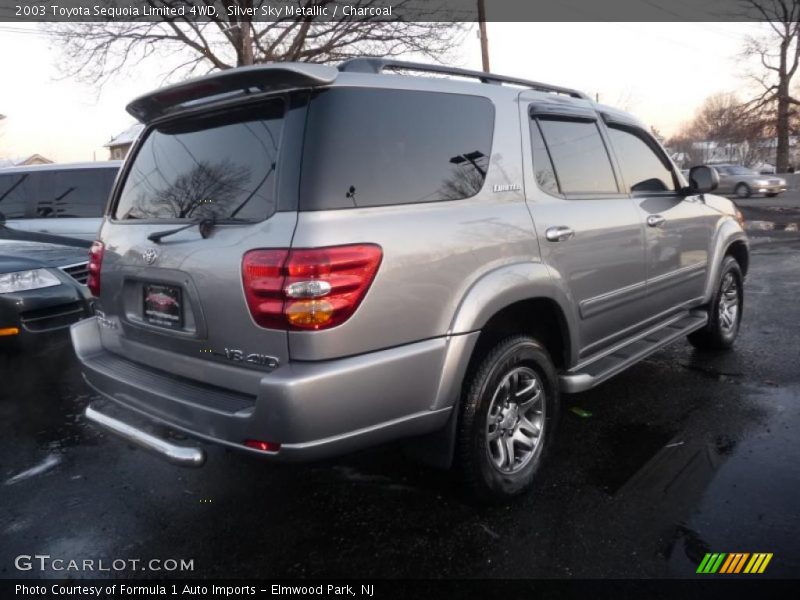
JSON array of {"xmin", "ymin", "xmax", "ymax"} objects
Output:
[{"xmin": 1, "ymin": 194, "xmax": 799, "ymax": 580}]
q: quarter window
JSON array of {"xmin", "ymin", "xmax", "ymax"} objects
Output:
[
  {"xmin": 608, "ymin": 127, "xmax": 676, "ymax": 193},
  {"xmin": 300, "ymin": 88, "xmax": 495, "ymax": 209},
  {"xmin": 529, "ymin": 120, "xmax": 560, "ymax": 195},
  {"xmin": 535, "ymin": 118, "xmax": 618, "ymax": 194}
]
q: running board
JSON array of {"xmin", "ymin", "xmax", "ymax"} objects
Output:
[{"xmin": 559, "ymin": 311, "xmax": 708, "ymax": 393}]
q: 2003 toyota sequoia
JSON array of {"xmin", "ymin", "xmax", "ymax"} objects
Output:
[{"xmin": 72, "ymin": 59, "xmax": 748, "ymax": 500}]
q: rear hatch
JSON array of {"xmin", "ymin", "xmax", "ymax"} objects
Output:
[{"xmin": 94, "ymin": 94, "xmax": 307, "ymax": 381}]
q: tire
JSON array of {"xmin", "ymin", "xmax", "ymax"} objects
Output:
[
  {"xmin": 735, "ymin": 183, "xmax": 751, "ymax": 199},
  {"xmin": 688, "ymin": 256, "xmax": 744, "ymax": 351},
  {"xmin": 457, "ymin": 335, "xmax": 559, "ymax": 502}
]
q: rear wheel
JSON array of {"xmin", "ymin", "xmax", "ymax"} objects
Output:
[
  {"xmin": 457, "ymin": 335, "xmax": 559, "ymax": 502},
  {"xmin": 688, "ymin": 256, "xmax": 743, "ymax": 351},
  {"xmin": 735, "ymin": 183, "xmax": 752, "ymax": 199}
]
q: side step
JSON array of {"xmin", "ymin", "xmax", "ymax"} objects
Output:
[{"xmin": 559, "ymin": 311, "xmax": 708, "ymax": 393}]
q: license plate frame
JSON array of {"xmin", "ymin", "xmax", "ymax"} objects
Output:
[{"xmin": 143, "ymin": 283, "xmax": 184, "ymax": 330}]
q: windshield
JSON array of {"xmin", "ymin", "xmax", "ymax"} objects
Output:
[
  {"xmin": 114, "ymin": 100, "xmax": 285, "ymax": 221},
  {"xmin": 729, "ymin": 166, "xmax": 756, "ymax": 175}
]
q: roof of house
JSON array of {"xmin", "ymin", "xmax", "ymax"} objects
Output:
[
  {"xmin": 0, "ymin": 161, "xmax": 122, "ymax": 174},
  {"xmin": 0, "ymin": 153, "xmax": 54, "ymax": 168},
  {"xmin": 105, "ymin": 123, "xmax": 144, "ymax": 148}
]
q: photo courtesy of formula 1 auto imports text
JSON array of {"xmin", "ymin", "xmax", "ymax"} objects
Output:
[{"xmin": 1, "ymin": 1, "xmax": 799, "ymax": 599}]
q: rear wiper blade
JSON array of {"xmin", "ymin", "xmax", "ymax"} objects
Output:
[{"xmin": 146, "ymin": 216, "xmax": 251, "ymax": 243}]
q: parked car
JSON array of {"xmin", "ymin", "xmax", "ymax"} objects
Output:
[
  {"xmin": 72, "ymin": 59, "xmax": 749, "ymax": 500},
  {"xmin": 752, "ymin": 162, "xmax": 776, "ymax": 175},
  {"xmin": 711, "ymin": 164, "xmax": 786, "ymax": 198},
  {"xmin": 0, "ymin": 161, "xmax": 121, "ymax": 242},
  {"xmin": 0, "ymin": 236, "xmax": 92, "ymax": 352}
]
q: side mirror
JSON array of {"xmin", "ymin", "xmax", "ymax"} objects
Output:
[{"xmin": 688, "ymin": 165, "xmax": 719, "ymax": 194}]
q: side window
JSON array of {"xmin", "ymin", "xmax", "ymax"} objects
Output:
[
  {"xmin": 37, "ymin": 169, "xmax": 118, "ymax": 218},
  {"xmin": 301, "ymin": 88, "xmax": 495, "ymax": 209},
  {"xmin": 536, "ymin": 118, "xmax": 618, "ymax": 194},
  {"xmin": 0, "ymin": 173, "xmax": 32, "ymax": 219},
  {"xmin": 529, "ymin": 119, "xmax": 559, "ymax": 195},
  {"xmin": 607, "ymin": 127, "xmax": 676, "ymax": 193}
]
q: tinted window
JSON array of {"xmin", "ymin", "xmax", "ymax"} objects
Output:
[
  {"xmin": 32, "ymin": 168, "xmax": 118, "ymax": 218},
  {"xmin": 529, "ymin": 119, "xmax": 559, "ymax": 195},
  {"xmin": 0, "ymin": 172, "xmax": 33, "ymax": 218},
  {"xmin": 537, "ymin": 119, "xmax": 617, "ymax": 194},
  {"xmin": 608, "ymin": 127, "xmax": 675, "ymax": 193},
  {"xmin": 115, "ymin": 100, "xmax": 284, "ymax": 220},
  {"xmin": 0, "ymin": 168, "xmax": 117, "ymax": 219},
  {"xmin": 300, "ymin": 88, "xmax": 494, "ymax": 209},
  {"xmin": 730, "ymin": 166, "xmax": 754, "ymax": 175}
]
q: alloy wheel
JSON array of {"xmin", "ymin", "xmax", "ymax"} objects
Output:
[{"xmin": 485, "ymin": 366, "xmax": 545, "ymax": 474}]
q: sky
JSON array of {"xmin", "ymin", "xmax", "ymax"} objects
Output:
[{"xmin": 0, "ymin": 21, "xmax": 766, "ymax": 163}]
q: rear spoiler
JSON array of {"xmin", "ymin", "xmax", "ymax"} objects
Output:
[{"xmin": 126, "ymin": 63, "xmax": 338, "ymax": 123}]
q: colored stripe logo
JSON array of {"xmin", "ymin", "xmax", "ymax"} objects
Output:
[{"xmin": 697, "ymin": 552, "xmax": 773, "ymax": 574}]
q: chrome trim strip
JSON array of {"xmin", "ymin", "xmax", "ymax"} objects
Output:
[
  {"xmin": 579, "ymin": 280, "xmax": 648, "ymax": 319},
  {"xmin": 647, "ymin": 261, "xmax": 707, "ymax": 287},
  {"xmin": 59, "ymin": 261, "xmax": 89, "ymax": 270}
]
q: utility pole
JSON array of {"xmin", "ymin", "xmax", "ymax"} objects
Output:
[{"xmin": 477, "ymin": 0, "xmax": 490, "ymax": 72}]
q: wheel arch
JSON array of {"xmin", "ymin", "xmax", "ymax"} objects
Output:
[
  {"xmin": 703, "ymin": 222, "xmax": 749, "ymax": 303},
  {"xmin": 407, "ymin": 265, "xmax": 575, "ymax": 470},
  {"xmin": 726, "ymin": 239, "xmax": 750, "ymax": 276}
]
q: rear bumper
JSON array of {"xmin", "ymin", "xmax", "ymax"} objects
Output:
[{"xmin": 71, "ymin": 317, "xmax": 476, "ymax": 463}]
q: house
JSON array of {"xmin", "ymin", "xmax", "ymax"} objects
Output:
[
  {"xmin": 105, "ymin": 124, "xmax": 144, "ymax": 160},
  {"xmin": 690, "ymin": 141, "xmax": 750, "ymax": 165},
  {"xmin": 753, "ymin": 136, "xmax": 800, "ymax": 167},
  {"xmin": 0, "ymin": 153, "xmax": 54, "ymax": 168}
]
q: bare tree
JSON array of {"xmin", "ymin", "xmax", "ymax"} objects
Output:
[
  {"xmin": 739, "ymin": 0, "xmax": 800, "ymax": 171},
  {"xmin": 667, "ymin": 93, "xmax": 767, "ymax": 166},
  {"xmin": 46, "ymin": 1, "xmax": 466, "ymax": 87}
]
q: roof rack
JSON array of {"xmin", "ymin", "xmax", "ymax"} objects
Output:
[{"xmin": 338, "ymin": 58, "xmax": 589, "ymax": 100}]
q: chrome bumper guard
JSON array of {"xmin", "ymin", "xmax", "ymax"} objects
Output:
[{"xmin": 84, "ymin": 404, "xmax": 206, "ymax": 467}]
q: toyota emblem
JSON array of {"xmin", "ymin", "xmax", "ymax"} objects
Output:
[{"xmin": 142, "ymin": 248, "xmax": 158, "ymax": 265}]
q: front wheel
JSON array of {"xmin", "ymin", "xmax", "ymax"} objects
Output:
[
  {"xmin": 457, "ymin": 335, "xmax": 559, "ymax": 502},
  {"xmin": 688, "ymin": 256, "xmax": 744, "ymax": 351},
  {"xmin": 735, "ymin": 183, "xmax": 752, "ymax": 199}
]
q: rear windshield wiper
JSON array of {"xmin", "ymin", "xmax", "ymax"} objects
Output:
[{"xmin": 146, "ymin": 216, "xmax": 251, "ymax": 243}]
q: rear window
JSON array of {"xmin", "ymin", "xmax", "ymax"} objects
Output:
[
  {"xmin": 114, "ymin": 100, "xmax": 285, "ymax": 221},
  {"xmin": 0, "ymin": 167, "xmax": 117, "ymax": 219},
  {"xmin": 300, "ymin": 88, "xmax": 494, "ymax": 210}
]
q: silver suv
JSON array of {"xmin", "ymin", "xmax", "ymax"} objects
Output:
[{"xmin": 71, "ymin": 59, "xmax": 748, "ymax": 500}]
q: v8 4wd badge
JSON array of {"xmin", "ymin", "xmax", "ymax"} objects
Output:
[{"xmin": 213, "ymin": 348, "xmax": 279, "ymax": 370}]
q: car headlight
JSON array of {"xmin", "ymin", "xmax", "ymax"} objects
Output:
[
  {"xmin": 0, "ymin": 269, "xmax": 62, "ymax": 294},
  {"xmin": 755, "ymin": 179, "xmax": 771, "ymax": 186}
]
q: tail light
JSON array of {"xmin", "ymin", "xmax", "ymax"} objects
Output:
[
  {"xmin": 87, "ymin": 241, "xmax": 105, "ymax": 297},
  {"xmin": 242, "ymin": 244, "xmax": 382, "ymax": 331}
]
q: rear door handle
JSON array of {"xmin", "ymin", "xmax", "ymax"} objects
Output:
[
  {"xmin": 545, "ymin": 226, "xmax": 575, "ymax": 242},
  {"xmin": 646, "ymin": 215, "xmax": 665, "ymax": 227}
]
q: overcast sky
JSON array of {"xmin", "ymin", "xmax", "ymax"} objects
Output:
[{"xmin": 0, "ymin": 21, "xmax": 764, "ymax": 163}]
